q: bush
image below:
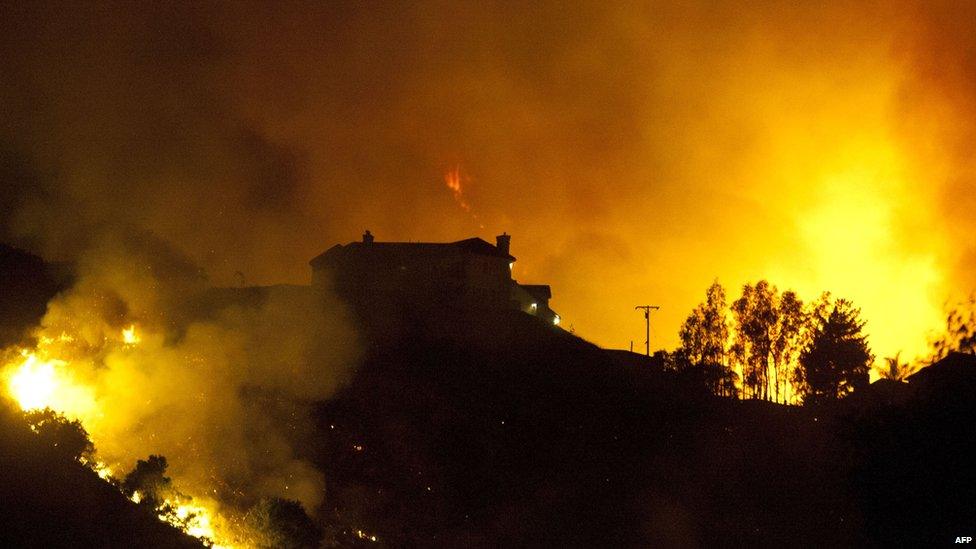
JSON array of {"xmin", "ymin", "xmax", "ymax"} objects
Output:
[
  {"xmin": 23, "ymin": 408, "xmax": 94, "ymax": 462},
  {"xmin": 245, "ymin": 497, "xmax": 322, "ymax": 549},
  {"xmin": 122, "ymin": 455, "xmax": 175, "ymax": 507}
]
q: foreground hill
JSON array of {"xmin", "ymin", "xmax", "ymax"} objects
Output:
[
  {"xmin": 308, "ymin": 304, "xmax": 975, "ymax": 547},
  {"xmin": 1, "ymin": 244, "xmax": 973, "ymax": 546},
  {"xmin": 0, "ymin": 399, "xmax": 203, "ymax": 548}
]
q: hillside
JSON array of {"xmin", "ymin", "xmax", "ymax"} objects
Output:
[
  {"xmin": 1, "ymin": 244, "xmax": 974, "ymax": 546},
  {"xmin": 309, "ymin": 303, "xmax": 975, "ymax": 546},
  {"xmin": 0, "ymin": 245, "xmax": 203, "ymax": 547},
  {"xmin": 0, "ymin": 399, "xmax": 203, "ymax": 548}
]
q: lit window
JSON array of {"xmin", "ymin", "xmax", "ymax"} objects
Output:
[{"xmin": 553, "ymin": 315, "xmax": 560, "ymax": 326}]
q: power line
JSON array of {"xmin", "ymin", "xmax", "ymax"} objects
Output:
[{"xmin": 634, "ymin": 305, "xmax": 661, "ymax": 357}]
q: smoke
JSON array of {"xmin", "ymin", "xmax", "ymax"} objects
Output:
[
  {"xmin": 895, "ymin": 3, "xmax": 976, "ymax": 287},
  {"xmin": 28, "ymin": 230, "xmax": 357, "ymax": 513},
  {"xmin": 2, "ymin": 1, "xmax": 976, "ymax": 361}
]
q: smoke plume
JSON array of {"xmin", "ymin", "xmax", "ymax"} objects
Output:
[{"xmin": 22, "ymin": 230, "xmax": 357, "ymax": 514}]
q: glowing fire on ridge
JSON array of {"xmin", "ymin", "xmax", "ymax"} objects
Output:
[
  {"xmin": 444, "ymin": 165, "xmax": 486, "ymax": 229},
  {"xmin": 1, "ymin": 325, "xmax": 238, "ymax": 548},
  {"xmin": 160, "ymin": 498, "xmax": 222, "ymax": 545},
  {"xmin": 8, "ymin": 352, "xmax": 61, "ymax": 411},
  {"xmin": 5, "ymin": 351, "xmax": 96, "ymax": 416}
]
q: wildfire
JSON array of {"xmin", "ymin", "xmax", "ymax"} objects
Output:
[
  {"xmin": 131, "ymin": 492, "xmax": 229, "ymax": 547},
  {"xmin": 122, "ymin": 325, "xmax": 140, "ymax": 345},
  {"xmin": 444, "ymin": 165, "xmax": 471, "ymax": 212},
  {"xmin": 7, "ymin": 352, "xmax": 60, "ymax": 410},
  {"xmin": 95, "ymin": 462, "xmax": 114, "ymax": 480},
  {"xmin": 159, "ymin": 498, "xmax": 223, "ymax": 546},
  {"xmin": 0, "ymin": 326, "xmax": 242, "ymax": 548},
  {"xmin": 4, "ymin": 350, "xmax": 96, "ymax": 415},
  {"xmin": 444, "ymin": 165, "xmax": 486, "ymax": 229},
  {"xmin": 355, "ymin": 529, "xmax": 379, "ymax": 543}
]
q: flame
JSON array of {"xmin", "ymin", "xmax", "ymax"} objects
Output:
[
  {"xmin": 84, "ymin": 459, "xmax": 115, "ymax": 480},
  {"xmin": 444, "ymin": 165, "xmax": 486, "ymax": 229},
  {"xmin": 122, "ymin": 325, "xmax": 140, "ymax": 345},
  {"xmin": 7, "ymin": 353, "xmax": 59, "ymax": 410},
  {"xmin": 159, "ymin": 498, "xmax": 226, "ymax": 546},
  {"xmin": 1, "ymin": 330, "xmax": 241, "ymax": 548},
  {"xmin": 355, "ymin": 529, "xmax": 379, "ymax": 543},
  {"xmin": 444, "ymin": 165, "xmax": 471, "ymax": 212},
  {"xmin": 4, "ymin": 351, "xmax": 96, "ymax": 415}
]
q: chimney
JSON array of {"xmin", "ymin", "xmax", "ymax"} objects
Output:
[
  {"xmin": 362, "ymin": 230, "xmax": 374, "ymax": 245},
  {"xmin": 496, "ymin": 232, "xmax": 511, "ymax": 256}
]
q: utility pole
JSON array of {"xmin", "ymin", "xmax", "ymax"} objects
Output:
[{"xmin": 634, "ymin": 305, "xmax": 660, "ymax": 357}]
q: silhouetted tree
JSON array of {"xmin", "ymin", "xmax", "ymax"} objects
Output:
[
  {"xmin": 122, "ymin": 455, "xmax": 174, "ymax": 508},
  {"xmin": 930, "ymin": 293, "xmax": 976, "ymax": 360},
  {"xmin": 877, "ymin": 351, "xmax": 914, "ymax": 381},
  {"xmin": 23, "ymin": 408, "xmax": 94, "ymax": 462},
  {"xmin": 797, "ymin": 298, "xmax": 873, "ymax": 403},
  {"xmin": 678, "ymin": 281, "xmax": 736, "ymax": 396},
  {"xmin": 731, "ymin": 281, "xmax": 778, "ymax": 399},
  {"xmin": 662, "ymin": 347, "xmax": 689, "ymax": 372},
  {"xmin": 245, "ymin": 497, "xmax": 322, "ymax": 549},
  {"xmin": 729, "ymin": 281, "xmax": 809, "ymax": 402},
  {"xmin": 772, "ymin": 291, "xmax": 806, "ymax": 403}
]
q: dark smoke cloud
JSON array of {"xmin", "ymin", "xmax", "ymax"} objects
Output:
[{"xmin": 1, "ymin": 1, "xmax": 973, "ymax": 356}]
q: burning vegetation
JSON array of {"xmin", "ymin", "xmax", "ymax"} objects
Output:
[
  {"xmin": 0, "ymin": 234, "xmax": 359, "ymax": 547},
  {"xmin": 3, "ymin": 335, "xmax": 232, "ymax": 546},
  {"xmin": 5, "ymin": 327, "xmax": 249, "ymax": 547}
]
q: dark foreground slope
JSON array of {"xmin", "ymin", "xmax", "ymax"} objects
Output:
[
  {"xmin": 1, "ymin": 245, "xmax": 972, "ymax": 547},
  {"xmin": 0, "ymin": 400, "xmax": 203, "ymax": 548},
  {"xmin": 311, "ymin": 306, "xmax": 975, "ymax": 548}
]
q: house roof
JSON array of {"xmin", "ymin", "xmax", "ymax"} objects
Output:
[
  {"xmin": 310, "ymin": 237, "xmax": 515, "ymax": 268},
  {"xmin": 907, "ymin": 351, "xmax": 976, "ymax": 385},
  {"xmin": 518, "ymin": 284, "xmax": 552, "ymax": 300}
]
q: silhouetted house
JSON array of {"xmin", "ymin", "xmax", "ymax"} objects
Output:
[
  {"xmin": 906, "ymin": 352, "xmax": 976, "ymax": 398},
  {"xmin": 844, "ymin": 378, "xmax": 913, "ymax": 410},
  {"xmin": 309, "ymin": 231, "xmax": 560, "ymax": 324}
]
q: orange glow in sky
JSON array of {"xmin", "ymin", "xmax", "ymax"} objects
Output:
[{"xmin": 2, "ymin": 2, "xmax": 971, "ymax": 368}]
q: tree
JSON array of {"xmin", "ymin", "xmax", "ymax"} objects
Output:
[
  {"xmin": 797, "ymin": 298, "xmax": 873, "ymax": 403},
  {"xmin": 772, "ymin": 291, "xmax": 806, "ymax": 403},
  {"xmin": 678, "ymin": 281, "xmax": 736, "ymax": 396},
  {"xmin": 729, "ymin": 281, "xmax": 810, "ymax": 402},
  {"xmin": 245, "ymin": 497, "xmax": 322, "ymax": 549},
  {"xmin": 731, "ymin": 281, "xmax": 778, "ymax": 400},
  {"xmin": 23, "ymin": 408, "xmax": 94, "ymax": 462},
  {"xmin": 877, "ymin": 351, "xmax": 914, "ymax": 382},
  {"xmin": 122, "ymin": 455, "xmax": 175, "ymax": 508},
  {"xmin": 930, "ymin": 293, "xmax": 976, "ymax": 360}
]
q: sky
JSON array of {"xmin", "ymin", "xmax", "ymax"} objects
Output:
[{"xmin": 2, "ymin": 1, "xmax": 976, "ymax": 361}]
